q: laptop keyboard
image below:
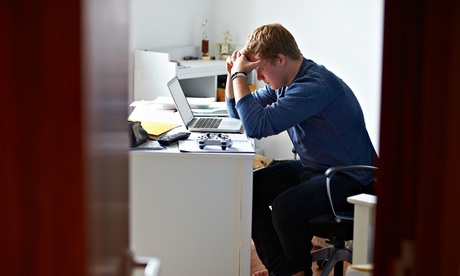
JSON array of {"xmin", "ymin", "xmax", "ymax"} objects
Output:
[{"xmin": 193, "ymin": 118, "xmax": 222, "ymax": 128}]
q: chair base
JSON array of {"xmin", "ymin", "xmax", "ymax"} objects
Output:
[{"xmin": 311, "ymin": 245, "xmax": 352, "ymax": 276}]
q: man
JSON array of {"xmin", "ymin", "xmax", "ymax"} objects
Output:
[{"xmin": 225, "ymin": 23, "xmax": 377, "ymax": 276}]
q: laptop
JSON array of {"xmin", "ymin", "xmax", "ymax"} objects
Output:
[{"xmin": 167, "ymin": 76, "xmax": 244, "ymax": 133}]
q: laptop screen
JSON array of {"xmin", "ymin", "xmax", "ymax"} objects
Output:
[{"xmin": 167, "ymin": 76, "xmax": 194, "ymax": 127}]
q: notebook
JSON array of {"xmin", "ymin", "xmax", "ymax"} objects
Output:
[
  {"xmin": 178, "ymin": 133, "xmax": 255, "ymax": 153},
  {"xmin": 167, "ymin": 76, "xmax": 243, "ymax": 133}
]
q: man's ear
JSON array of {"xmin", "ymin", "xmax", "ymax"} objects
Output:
[{"xmin": 277, "ymin": 54, "xmax": 287, "ymax": 66}]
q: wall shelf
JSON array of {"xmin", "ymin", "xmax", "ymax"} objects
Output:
[{"xmin": 134, "ymin": 49, "xmax": 226, "ymax": 101}]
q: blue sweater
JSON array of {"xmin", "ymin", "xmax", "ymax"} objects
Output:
[{"xmin": 227, "ymin": 58, "xmax": 377, "ymax": 185}]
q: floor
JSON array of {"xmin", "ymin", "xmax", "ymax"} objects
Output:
[{"xmin": 250, "ymin": 241, "xmax": 350, "ymax": 276}]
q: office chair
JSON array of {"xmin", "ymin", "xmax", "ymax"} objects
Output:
[{"xmin": 308, "ymin": 165, "xmax": 377, "ymax": 276}]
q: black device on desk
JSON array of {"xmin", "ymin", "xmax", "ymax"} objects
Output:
[{"xmin": 158, "ymin": 132, "xmax": 191, "ymax": 145}]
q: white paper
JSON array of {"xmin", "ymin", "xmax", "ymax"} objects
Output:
[{"xmin": 152, "ymin": 96, "xmax": 215, "ymax": 109}]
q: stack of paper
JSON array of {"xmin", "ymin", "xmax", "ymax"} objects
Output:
[
  {"xmin": 191, "ymin": 101, "xmax": 228, "ymax": 117},
  {"xmin": 131, "ymin": 96, "xmax": 216, "ymax": 110}
]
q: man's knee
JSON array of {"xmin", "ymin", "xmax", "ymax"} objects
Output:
[{"xmin": 271, "ymin": 195, "xmax": 293, "ymax": 224}]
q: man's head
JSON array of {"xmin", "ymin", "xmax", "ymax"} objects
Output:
[
  {"xmin": 240, "ymin": 24, "xmax": 303, "ymax": 89},
  {"xmin": 241, "ymin": 23, "xmax": 302, "ymax": 64}
]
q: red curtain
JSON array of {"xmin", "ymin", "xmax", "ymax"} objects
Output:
[
  {"xmin": 0, "ymin": 1, "xmax": 85, "ymax": 275},
  {"xmin": 0, "ymin": 1, "xmax": 130, "ymax": 275},
  {"xmin": 375, "ymin": 1, "xmax": 460, "ymax": 275}
]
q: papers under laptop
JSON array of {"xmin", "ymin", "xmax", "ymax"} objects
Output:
[
  {"xmin": 167, "ymin": 76, "xmax": 243, "ymax": 133},
  {"xmin": 192, "ymin": 101, "xmax": 229, "ymax": 117}
]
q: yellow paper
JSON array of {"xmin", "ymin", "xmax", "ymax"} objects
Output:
[
  {"xmin": 134, "ymin": 120, "xmax": 180, "ymax": 136},
  {"xmin": 128, "ymin": 105, "xmax": 182, "ymax": 136}
]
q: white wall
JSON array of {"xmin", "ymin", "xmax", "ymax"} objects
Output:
[
  {"xmin": 129, "ymin": 0, "xmax": 384, "ymax": 160},
  {"xmin": 129, "ymin": 0, "xmax": 216, "ymax": 102},
  {"xmin": 130, "ymin": 0, "xmax": 214, "ymax": 51}
]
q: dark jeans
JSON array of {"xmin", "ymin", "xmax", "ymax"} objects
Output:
[{"xmin": 252, "ymin": 160, "xmax": 371, "ymax": 276}]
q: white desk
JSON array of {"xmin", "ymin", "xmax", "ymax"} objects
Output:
[{"xmin": 130, "ymin": 146, "xmax": 254, "ymax": 276}]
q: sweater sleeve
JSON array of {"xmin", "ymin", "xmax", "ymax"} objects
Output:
[
  {"xmin": 225, "ymin": 97, "xmax": 239, "ymax": 119},
  {"xmin": 236, "ymin": 79, "xmax": 330, "ymax": 139}
]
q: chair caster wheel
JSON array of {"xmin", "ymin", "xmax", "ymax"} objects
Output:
[{"xmin": 317, "ymin": 259, "xmax": 328, "ymax": 269}]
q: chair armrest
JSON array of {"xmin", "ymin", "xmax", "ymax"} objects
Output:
[
  {"xmin": 325, "ymin": 165, "xmax": 378, "ymax": 222},
  {"xmin": 325, "ymin": 165, "xmax": 378, "ymax": 177}
]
